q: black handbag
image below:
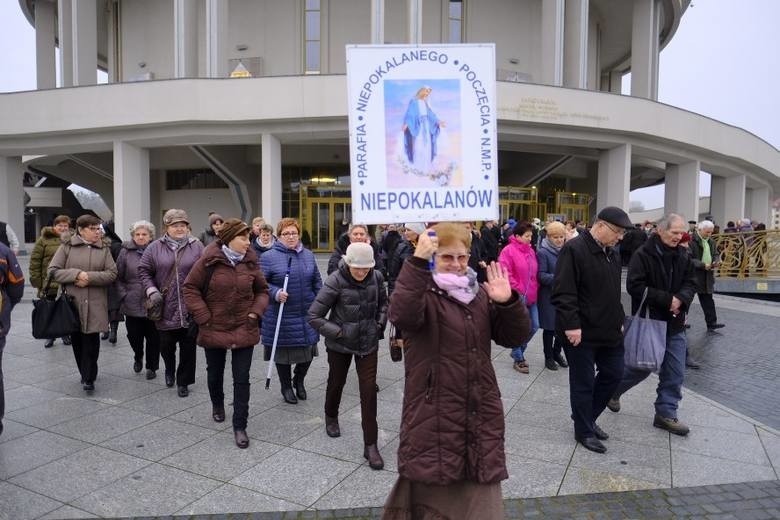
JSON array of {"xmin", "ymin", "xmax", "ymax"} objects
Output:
[{"xmin": 32, "ymin": 281, "xmax": 80, "ymax": 339}]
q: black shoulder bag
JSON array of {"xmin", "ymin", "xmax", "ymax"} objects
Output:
[{"xmin": 32, "ymin": 245, "xmax": 80, "ymax": 339}]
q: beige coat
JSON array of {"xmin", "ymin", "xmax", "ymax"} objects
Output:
[{"xmin": 48, "ymin": 234, "xmax": 117, "ymax": 334}]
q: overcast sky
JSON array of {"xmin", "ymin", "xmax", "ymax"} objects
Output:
[{"xmin": 0, "ymin": 0, "xmax": 777, "ymax": 210}]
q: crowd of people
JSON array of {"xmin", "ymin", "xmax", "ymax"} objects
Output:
[{"xmin": 0, "ymin": 208, "xmax": 767, "ymax": 519}]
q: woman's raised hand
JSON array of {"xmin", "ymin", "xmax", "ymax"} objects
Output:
[
  {"xmin": 412, "ymin": 229, "xmax": 438, "ymax": 261},
  {"xmin": 482, "ymin": 262, "xmax": 511, "ymax": 303}
]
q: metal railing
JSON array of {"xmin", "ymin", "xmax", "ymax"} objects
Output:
[{"xmin": 712, "ymin": 230, "xmax": 780, "ymax": 279}]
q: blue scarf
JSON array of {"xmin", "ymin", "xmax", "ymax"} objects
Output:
[{"xmin": 221, "ymin": 245, "xmax": 245, "ymax": 266}]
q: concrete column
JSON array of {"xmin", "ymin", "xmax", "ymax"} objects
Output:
[
  {"xmin": 407, "ymin": 0, "xmax": 422, "ymax": 44},
  {"xmin": 746, "ymin": 186, "xmax": 770, "ymax": 226},
  {"xmin": 630, "ymin": 0, "xmax": 659, "ymax": 100},
  {"xmin": 113, "ymin": 142, "xmax": 150, "ymax": 239},
  {"xmin": 608, "ymin": 70, "xmax": 622, "ymax": 93},
  {"xmin": 0, "ymin": 157, "xmax": 26, "ymax": 253},
  {"xmin": 597, "ymin": 144, "xmax": 631, "ymax": 210},
  {"xmin": 664, "ymin": 160, "xmax": 700, "ymax": 222},
  {"xmin": 35, "ymin": 0, "xmax": 57, "ymax": 89},
  {"xmin": 175, "ymin": 0, "xmax": 199, "ymax": 78},
  {"xmin": 371, "ymin": 0, "xmax": 385, "ymax": 44},
  {"xmin": 710, "ymin": 175, "xmax": 746, "ymax": 227},
  {"xmin": 563, "ymin": 0, "xmax": 588, "ymax": 89},
  {"xmin": 206, "ymin": 0, "xmax": 228, "ymax": 78},
  {"xmin": 261, "ymin": 134, "xmax": 282, "ymax": 227},
  {"xmin": 72, "ymin": 0, "xmax": 97, "ymax": 86},
  {"xmin": 58, "ymin": 0, "xmax": 73, "ymax": 87},
  {"xmin": 541, "ymin": 0, "xmax": 564, "ymax": 86}
]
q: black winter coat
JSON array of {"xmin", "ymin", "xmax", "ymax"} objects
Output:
[
  {"xmin": 551, "ymin": 230, "xmax": 624, "ymax": 347},
  {"xmin": 387, "ymin": 239, "xmax": 415, "ymax": 295},
  {"xmin": 308, "ymin": 262, "xmax": 388, "ymax": 356},
  {"xmin": 688, "ymin": 232, "xmax": 716, "ymax": 294},
  {"xmin": 626, "ymin": 234, "xmax": 696, "ymax": 336}
]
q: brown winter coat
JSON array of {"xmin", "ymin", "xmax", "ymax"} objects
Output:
[
  {"xmin": 182, "ymin": 242, "xmax": 269, "ymax": 349},
  {"xmin": 388, "ymin": 256, "xmax": 530, "ymax": 486},
  {"xmin": 48, "ymin": 234, "xmax": 118, "ymax": 334}
]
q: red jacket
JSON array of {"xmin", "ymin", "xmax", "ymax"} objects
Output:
[
  {"xmin": 183, "ymin": 243, "xmax": 269, "ymax": 349},
  {"xmin": 388, "ymin": 256, "xmax": 530, "ymax": 485}
]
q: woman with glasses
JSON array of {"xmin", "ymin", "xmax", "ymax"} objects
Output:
[
  {"xmin": 382, "ymin": 223, "xmax": 529, "ymax": 519},
  {"xmin": 498, "ymin": 221, "xmax": 540, "ymax": 374},
  {"xmin": 48, "ymin": 214, "xmax": 118, "ymax": 392},
  {"xmin": 260, "ymin": 218, "xmax": 322, "ymax": 404}
]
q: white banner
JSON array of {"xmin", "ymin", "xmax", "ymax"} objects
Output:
[{"xmin": 346, "ymin": 44, "xmax": 498, "ymax": 224}]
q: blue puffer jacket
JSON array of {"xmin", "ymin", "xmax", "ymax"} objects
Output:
[
  {"xmin": 260, "ymin": 241, "xmax": 322, "ymax": 348},
  {"xmin": 536, "ymin": 238, "xmax": 561, "ymax": 331}
]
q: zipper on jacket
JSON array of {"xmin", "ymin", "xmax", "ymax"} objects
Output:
[{"xmin": 425, "ymin": 367, "xmax": 434, "ymax": 402}]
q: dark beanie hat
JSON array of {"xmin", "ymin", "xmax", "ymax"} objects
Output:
[
  {"xmin": 209, "ymin": 213, "xmax": 224, "ymax": 226},
  {"xmin": 218, "ymin": 218, "xmax": 250, "ymax": 245}
]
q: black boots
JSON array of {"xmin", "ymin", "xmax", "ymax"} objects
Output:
[
  {"xmin": 293, "ymin": 375, "xmax": 307, "ymax": 401},
  {"xmin": 108, "ymin": 322, "xmax": 118, "ymax": 344},
  {"xmin": 364, "ymin": 444, "xmax": 384, "ymax": 470},
  {"xmin": 282, "ymin": 387, "xmax": 298, "ymax": 404},
  {"xmin": 325, "ymin": 415, "xmax": 341, "ymax": 437}
]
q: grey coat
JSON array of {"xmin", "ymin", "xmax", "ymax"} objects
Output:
[
  {"xmin": 308, "ymin": 261, "xmax": 388, "ymax": 356},
  {"xmin": 116, "ymin": 240, "xmax": 149, "ymax": 318},
  {"xmin": 48, "ymin": 234, "xmax": 118, "ymax": 334}
]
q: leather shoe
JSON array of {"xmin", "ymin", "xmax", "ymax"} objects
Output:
[
  {"xmin": 325, "ymin": 415, "xmax": 341, "ymax": 438},
  {"xmin": 554, "ymin": 353, "xmax": 568, "ymax": 368},
  {"xmin": 363, "ymin": 444, "xmax": 384, "ymax": 470},
  {"xmin": 62, "ymin": 335, "xmax": 72, "ymax": 345},
  {"xmin": 544, "ymin": 359, "xmax": 558, "ymax": 371},
  {"xmin": 165, "ymin": 372, "xmax": 175, "ymax": 387},
  {"xmin": 212, "ymin": 405, "xmax": 225, "ymax": 423},
  {"xmin": 293, "ymin": 376, "xmax": 307, "ymax": 401},
  {"xmin": 593, "ymin": 423, "xmax": 609, "ymax": 441},
  {"xmin": 707, "ymin": 323, "xmax": 725, "ymax": 330},
  {"xmin": 685, "ymin": 358, "xmax": 701, "ymax": 369},
  {"xmin": 44, "ymin": 338, "xmax": 55, "ymax": 349},
  {"xmin": 282, "ymin": 387, "xmax": 298, "ymax": 404},
  {"xmin": 234, "ymin": 429, "xmax": 250, "ymax": 449},
  {"xmin": 513, "ymin": 361, "xmax": 529, "ymax": 374},
  {"xmin": 653, "ymin": 414, "xmax": 690, "ymax": 436},
  {"xmin": 133, "ymin": 361, "xmax": 142, "ymax": 373},
  {"xmin": 607, "ymin": 397, "xmax": 621, "ymax": 413},
  {"xmin": 83, "ymin": 381, "xmax": 95, "ymax": 392},
  {"xmin": 577, "ymin": 436, "xmax": 606, "ymax": 453},
  {"xmin": 177, "ymin": 385, "xmax": 189, "ymax": 398},
  {"xmin": 145, "ymin": 369, "xmax": 156, "ymax": 380}
]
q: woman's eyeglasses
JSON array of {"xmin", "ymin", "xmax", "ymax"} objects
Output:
[
  {"xmin": 437, "ymin": 253, "xmax": 470, "ymax": 263},
  {"xmin": 280, "ymin": 232, "xmax": 299, "ymax": 237}
]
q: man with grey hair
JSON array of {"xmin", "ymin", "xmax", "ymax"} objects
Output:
[
  {"xmin": 608, "ymin": 213, "xmax": 697, "ymax": 436},
  {"xmin": 689, "ymin": 220, "xmax": 724, "ymax": 330}
]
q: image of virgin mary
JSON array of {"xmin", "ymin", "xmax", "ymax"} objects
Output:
[{"xmin": 402, "ymin": 86, "xmax": 444, "ymax": 175}]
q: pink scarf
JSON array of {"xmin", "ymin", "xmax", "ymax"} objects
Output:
[{"xmin": 432, "ymin": 269, "xmax": 479, "ymax": 304}]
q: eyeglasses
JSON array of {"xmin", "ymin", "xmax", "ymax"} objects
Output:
[
  {"xmin": 603, "ymin": 222, "xmax": 625, "ymax": 236},
  {"xmin": 280, "ymin": 231, "xmax": 299, "ymax": 237},
  {"xmin": 437, "ymin": 253, "xmax": 470, "ymax": 263}
]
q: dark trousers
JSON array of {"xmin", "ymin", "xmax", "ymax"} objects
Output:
[
  {"xmin": 126, "ymin": 316, "xmax": 160, "ymax": 370},
  {"xmin": 542, "ymin": 330, "xmax": 562, "ymax": 361},
  {"xmin": 275, "ymin": 361, "xmax": 311, "ymax": 390},
  {"xmin": 158, "ymin": 328, "xmax": 197, "ymax": 386},
  {"xmin": 71, "ymin": 331, "xmax": 101, "ymax": 384},
  {"xmin": 325, "ymin": 349, "xmax": 379, "ymax": 445},
  {"xmin": 205, "ymin": 347, "xmax": 254, "ymax": 431},
  {"xmin": 697, "ymin": 293, "xmax": 718, "ymax": 326},
  {"xmin": 563, "ymin": 339, "xmax": 625, "ymax": 439},
  {"xmin": 0, "ymin": 337, "xmax": 5, "ymax": 428}
]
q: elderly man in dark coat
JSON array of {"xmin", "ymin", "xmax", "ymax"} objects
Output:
[{"xmin": 688, "ymin": 220, "xmax": 724, "ymax": 330}]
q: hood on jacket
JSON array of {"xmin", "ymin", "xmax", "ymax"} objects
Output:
[
  {"xmin": 539, "ymin": 238, "xmax": 561, "ymax": 255},
  {"xmin": 508, "ymin": 234, "xmax": 534, "ymax": 253},
  {"xmin": 40, "ymin": 226, "xmax": 62, "ymax": 240}
]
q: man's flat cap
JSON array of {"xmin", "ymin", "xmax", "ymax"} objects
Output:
[{"xmin": 597, "ymin": 207, "xmax": 633, "ymax": 229}]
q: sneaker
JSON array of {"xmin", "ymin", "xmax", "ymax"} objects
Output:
[
  {"xmin": 653, "ymin": 414, "xmax": 690, "ymax": 436},
  {"xmin": 513, "ymin": 361, "xmax": 529, "ymax": 374},
  {"xmin": 606, "ymin": 397, "xmax": 621, "ymax": 413}
]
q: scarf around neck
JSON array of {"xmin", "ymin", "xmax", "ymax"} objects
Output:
[
  {"xmin": 221, "ymin": 245, "xmax": 245, "ymax": 266},
  {"xmin": 163, "ymin": 234, "xmax": 188, "ymax": 250},
  {"xmin": 432, "ymin": 267, "xmax": 479, "ymax": 304}
]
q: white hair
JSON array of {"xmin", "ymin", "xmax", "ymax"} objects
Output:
[
  {"xmin": 129, "ymin": 220, "xmax": 156, "ymax": 238},
  {"xmin": 697, "ymin": 220, "xmax": 714, "ymax": 231}
]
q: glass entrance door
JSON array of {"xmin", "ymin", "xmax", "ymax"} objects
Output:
[{"xmin": 306, "ymin": 198, "xmax": 352, "ymax": 252}]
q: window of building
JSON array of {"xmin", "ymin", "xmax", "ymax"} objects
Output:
[
  {"xmin": 305, "ymin": 0, "xmax": 321, "ymax": 73},
  {"xmin": 448, "ymin": 1, "xmax": 464, "ymax": 43},
  {"xmin": 166, "ymin": 169, "xmax": 228, "ymax": 190}
]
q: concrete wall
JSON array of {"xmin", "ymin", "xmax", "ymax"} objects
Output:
[
  {"xmin": 328, "ymin": 0, "xmax": 371, "ymax": 73},
  {"xmin": 228, "ymin": 0, "xmax": 300, "ymax": 76},
  {"xmin": 121, "ymin": 0, "xmax": 174, "ymax": 81}
]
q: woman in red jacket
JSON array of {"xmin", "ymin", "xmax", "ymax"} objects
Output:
[
  {"xmin": 183, "ymin": 219, "xmax": 269, "ymax": 448},
  {"xmin": 383, "ymin": 222, "xmax": 530, "ymax": 520}
]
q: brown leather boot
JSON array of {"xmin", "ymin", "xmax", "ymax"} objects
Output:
[
  {"xmin": 325, "ymin": 415, "xmax": 341, "ymax": 438},
  {"xmin": 234, "ymin": 430, "xmax": 249, "ymax": 448},
  {"xmin": 363, "ymin": 444, "xmax": 384, "ymax": 470}
]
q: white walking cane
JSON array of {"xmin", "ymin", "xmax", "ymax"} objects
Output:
[{"xmin": 266, "ymin": 256, "xmax": 292, "ymax": 390}]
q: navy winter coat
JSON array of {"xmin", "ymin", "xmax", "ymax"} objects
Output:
[
  {"xmin": 536, "ymin": 238, "xmax": 561, "ymax": 331},
  {"xmin": 260, "ymin": 241, "xmax": 322, "ymax": 348}
]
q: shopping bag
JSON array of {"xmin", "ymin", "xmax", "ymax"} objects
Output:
[
  {"xmin": 31, "ymin": 290, "xmax": 80, "ymax": 339},
  {"xmin": 623, "ymin": 288, "xmax": 667, "ymax": 372}
]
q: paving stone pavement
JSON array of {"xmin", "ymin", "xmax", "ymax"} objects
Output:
[{"xmin": 0, "ymin": 253, "xmax": 777, "ymax": 519}]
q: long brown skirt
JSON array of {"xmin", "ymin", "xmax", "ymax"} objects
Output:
[{"xmin": 382, "ymin": 476, "xmax": 504, "ymax": 520}]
